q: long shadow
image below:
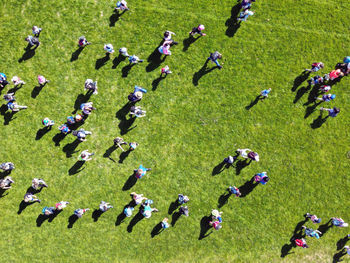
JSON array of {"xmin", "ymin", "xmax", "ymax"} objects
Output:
[
  {"xmin": 17, "ymin": 200, "xmax": 36, "ymax": 214},
  {"xmin": 304, "ymin": 101, "xmax": 322, "ymax": 119},
  {"xmin": 151, "ymin": 222, "xmax": 164, "ymax": 237},
  {"xmin": 70, "ymin": 47, "xmax": 84, "ymax": 62},
  {"xmin": 112, "ymin": 54, "xmax": 126, "ymax": 69},
  {"xmin": 115, "ymin": 210, "xmax": 127, "ymax": 226},
  {"xmin": 281, "ymin": 218, "xmax": 307, "ymax": 257},
  {"xmin": 62, "ymin": 139, "xmax": 81, "ymax": 158},
  {"xmin": 225, "ymin": 3, "xmax": 242, "ymax": 37},
  {"xmin": 146, "ymin": 43, "xmax": 166, "ymax": 72},
  {"xmin": 116, "ymin": 102, "xmax": 133, "ymax": 120},
  {"xmin": 18, "ymin": 44, "xmax": 37, "ymax": 63},
  {"xmin": 280, "ymin": 243, "xmax": 295, "ymax": 258},
  {"xmin": 109, "ymin": 10, "xmax": 125, "ymax": 27},
  {"xmin": 245, "ymin": 96, "xmax": 260, "ymax": 110},
  {"xmin": 36, "ymin": 214, "xmax": 49, "ymax": 227},
  {"xmin": 122, "ymin": 173, "xmax": 137, "ymax": 191},
  {"xmin": 122, "ymin": 64, "xmax": 136, "ymax": 78},
  {"xmin": 0, "ymin": 104, "xmax": 8, "ymax": 115},
  {"xmin": 199, "ymin": 215, "xmax": 212, "ymax": 240},
  {"xmin": 73, "ymin": 92, "xmax": 92, "ymax": 114},
  {"xmin": 95, "ymin": 53, "xmax": 110, "ymax": 70},
  {"xmin": 218, "ymin": 192, "xmax": 231, "ymax": 208},
  {"xmin": 192, "ymin": 60, "xmax": 217, "ymax": 86},
  {"xmin": 52, "ymin": 132, "xmax": 68, "ymax": 146},
  {"xmin": 4, "ymin": 111, "xmax": 17, "ymax": 125},
  {"xmin": 293, "ymin": 84, "xmax": 311, "ymax": 104},
  {"xmin": 152, "ymin": 75, "xmax": 166, "ymax": 91},
  {"xmin": 7, "ymin": 85, "xmax": 23, "ymax": 94},
  {"xmin": 35, "ymin": 126, "xmax": 51, "ymax": 140},
  {"xmin": 0, "ymin": 189, "xmax": 9, "ymax": 198},
  {"xmin": 212, "ymin": 160, "xmax": 228, "ymax": 176},
  {"xmin": 0, "ymin": 171, "xmax": 11, "ymax": 178},
  {"xmin": 234, "ymin": 159, "xmax": 250, "ymax": 175},
  {"xmin": 318, "ymin": 219, "xmax": 333, "ymax": 237},
  {"xmin": 168, "ymin": 200, "xmax": 179, "ymax": 215},
  {"xmin": 119, "ymin": 150, "xmax": 131, "ymax": 163},
  {"xmin": 67, "ymin": 214, "xmax": 79, "ymax": 228},
  {"xmin": 26, "ymin": 186, "xmax": 42, "ymax": 195},
  {"xmin": 333, "ymin": 249, "xmax": 347, "ymax": 263},
  {"xmin": 171, "ymin": 211, "xmax": 181, "ymax": 227},
  {"xmin": 103, "ymin": 145, "xmax": 117, "ymax": 160},
  {"xmin": 127, "ymin": 211, "xmax": 144, "ymax": 233},
  {"xmin": 238, "ymin": 177, "xmax": 258, "ymax": 197},
  {"xmin": 68, "ymin": 161, "xmax": 85, "ymax": 175},
  {"xmin": 310, "ymin": 113, "xmax": 328, "ymax": 129},
  {"xmin": 48, "ymin": 210, "xmax": 62, "ymax": 222},
  {"xmin": 119, "ymin": 116, "xmax": 137, "ymax": 135},
  {"xmin": 183, "ymin": 36, "xmax": 201, "ymax": 52},
  {"xmin": 304, "ymin": 85, "xmax": 321, "ymax": 106},
  {"xmin": 337, "ymin": 235, "xmax": 349, "ymax": 250},
  {"xmin": 291, "ymin": 72, "xmax": 310, "ymax": 92},
  {"xmin": 294, "ymin": 218, "xmax": 308, "ymax": 236},
  {"xmin": 92, "ymin": 209, "xmax": 104, "ymax": 222}
]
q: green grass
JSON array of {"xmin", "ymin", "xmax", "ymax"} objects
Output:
[{"xmin": 0, "ymin": 0, "xmax": 350, "ymax": 262}]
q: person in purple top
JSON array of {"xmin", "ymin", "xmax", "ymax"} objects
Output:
[
  {"xmin": 254, "ymin": 172, "xmax": 269, "ymax": 185},
  {"xmin": 315, "ymin": 94, "xmax": 335, "ymax": 102},
  {"xmin": 320, "ymin": 107, "xmax": 340, "ymax": 117}
]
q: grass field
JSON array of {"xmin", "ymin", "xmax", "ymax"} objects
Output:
[{"xmin": 0, "ymin": 0, "xmax": 350, "ymax": 262}]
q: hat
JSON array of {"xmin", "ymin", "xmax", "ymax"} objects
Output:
[
  {"xmin": 198, "ymin": 24, "xmax": 205, "ymax": 31},
  {"xmin": 134, "ymin": 91, "xmax": 143, "ymax": 99},
  {"xmin": 331, "ymin": 94, "xmax": 336, "ymax": 100}
]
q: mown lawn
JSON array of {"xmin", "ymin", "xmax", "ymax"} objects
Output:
[{"xmin": 0, "ymin": 0, "xmax": 349, "ymax": 262}]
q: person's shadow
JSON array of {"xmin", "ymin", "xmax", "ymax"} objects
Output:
[
  {"xmin": 67, "ymin": 214, "xmax": 79, "ymax": 228},
  {"xmin": 168, "ymin": 199, "xmax": 179, "ymax": 215},
  {"xmin": 0, "ymin": 189, "xmax": 8, "ymax": 198},
  {"xmin": 35, "ymin": 126, "xmax": 52, "ymax": 140},
  {"xmin": 337, "ymin": 235, "xmax": 349, "ymax": 250},
  {"xmin": 95, "ymin": 53, "xmax": 110, "ymax": 70},
  {"xmin": 119, "ymin": 149, "xmax": 131, "ymax": 163},
  {"xmin": 212, "ymin": 160, "xmax": 227, "ymax": 176},
  {"xmin": 122, "ymin": 173, "xmax": 137, "ymax": 191},
  {"xmin": 151, "ymin": 222, "xmax": 164, "ymax": 237},
  {"xmin": 68, "ymin": 161, "xmax": 85, "ymax": 175},
  {"xmin": 7, "ymin": 85, "xmax": 23, "ymax": 94},
  {"xmin": 238, "ymin": 177, "xmax": 258, "ymax": 197},
  {"xmin": 245, "ymin": 96, "xmax": 261, "ymax": 110},
  {"xmin": 280, "ymin": 243, "xmax": 295, "ymax": 258},
  {"xmin": 127, "ymin": 211, "xmax": 144, "ymax": 233},
  {"xmin": 17, "ymin": 200, "xmax": 36, "ymax": 215},
  {"xmin": 18, "ymin": 44, "xmax": 37, "ymax": 63},
  {"xmin": 293, "ymin": 84, "xmax": 311, "ymax": 104},
  {"xmin": 218, "ymin": 191, "xmax": 232, "ymax": 208},
  {"xmin": 234, "ymin": 159, "xmax": 250, "ymax": 175},
  {"xmin": 112, "ymin": 54, "xmax": 126, "ymax": 69},
  {"xmin": 52, "ymin": 132, "xmax": 68, "ymax": 146},
  {"xmin": 92, "ymin": 209, "xmax": 104, "ymax": 222},
  {"xmin": 192, "ymin": 60, "xmax": 217, "ymax": 86},
  {"xmin": 310, "ymin": 112, "xmax": 328, "ymax": 129},
  {"xmin": 72, "ymin": 91, "xmax": 92, "ymax": 114},
  {"xmin": 333, "ymin": 249, "xmax": 347, "ymax": 263},
  {"xmin": 103, "ymin": 145, "xmax": 118, "ymax": 162},
  {"xmin": 109, "ymin": 10, "xmax": 126, "ymax": 27},
  {"xmin": 63, "ymin": 139, "xmax": 82, "ymax": 158},
  {"xmin": 304, "ymin": 85, "xmax": 321, "ymax": 106},
  {"xmin": 183, "ymin": 35, "xmax": 201, "ymax": 52},
  {"xmin": 116, "ymin": 102, "xmax": 137, "ymax": 135},
  {"xmin": 36, "ymin": 210, "xmax": 62, "ymax": 226},
  {"xmin": 3, "ymin": 111, "xmax": 17, "ymax": 125},
  {"xmin": 304, "ymin": 101, "xmax": 322, "ymax": 119},
  {"xmin": 146, "ymin": 42, "xmax": 166, "ymax": 72},
  {"xmin": 280, "ymin": 218, "xmax": 307, "ymax": 257},
  {"xmin": 225, "ymin": 2, "xmax": 242, "ymax": 37},
  {"xmin": 70, "ymin": 47, "xmax": 84, "ymax": 62},
  {"xmin": 171, "ymin": 211, "xmax": 182, "ymax": 227},
  {"xmin": 291, "ymin": 71, "xmax": 310, "ymax": 92},
  {"xmin": 198, "ymin": 215, "xmax": 212, "ymax": 240},
  {"xmin": 121, "ymin": 64, "xmax": 136, "ymax": 78},
  {"xmin": 317, "ymin": 219, "xmax": 333, "ymax": 237},
  {"xmin": 32, "ymin": 82, "xmax": 47, "ymax": 98},
  {"xmin": 152, "ymin": 75, "xmax": 166, "ymax": 91}
]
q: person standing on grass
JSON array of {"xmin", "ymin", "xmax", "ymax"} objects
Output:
[
  {"xmin": 241, "ymin": 0, "xmax": 256, "ymax": 10},
  {"xmin": 179, "ymin": 206, "xmax": 189, "ymax": 216},
  {"xmin": 38, "ymin": 75, "xmax": 49, "ymax": 86},
  {"xmin": 115, "ymin": 0, "xmax": 129, "ymax": 12},
  {"xmin": 128, "ymin": 86, "xmax": 147, "ymax": 103},
  {"xmin": 11, "ymin": 76, "xmax": 25, "ymax": 87},
  {"xmin": 320, "ymin": 107, "xmax": 340, "ymax": 118},
  {"xmin": 25, "ymin": 36, "xmax": 40, "ymax": 48},
  {"xmin": 237, "ymin": 9, "xmax": 255, "ymax": 21},
  {"xmin": 84, "ymin": 79, "xmax": 98, "ymax": 94},
  {"xmin": 99, "ymin": 201, "xmax": 113, "ymax": 212},
  {"xmin": 161, "ymin": 218, "xmax": 170, "ymax": 229},
  {"xmin": 78, "ymin": 36, "xmax": 91, "ymax": 47},
  {"xmin": 114, "ymin": 137, "xmax": 128, "ymax": 151},
  {"xmin": 72, "ymin": 128, "xmax": 92, "ymax": 142},
  {"xmin": 129, "ymin": 142, "xmax": 138, "ymax": 151},
  {"xmin": 78, "ymin": 150, "xmax": 94, "ymax": 161},
  {"xmin": 211, "ymin": 209, "xmax": 223, "ymax": 223},
  {"xmin": 55, "ymin": 201, "xmax": 69, "ymax": 210},
  {"xmin": 58, "ymin": 123, "xmax": 71, "ymax": 134},
  {"xmin": 0, "ymin": 176, "xmax": 14, "ymax": 190},
  {"xmin": 294, "ymin": 238, "xmax": 309, "ymax": 248},
  {"xmin": 178, "ymin": 194, "xmax": 189, "ymax": 205},
  {"xmin": 128, "ymin": 55, "xmax": 144, "ymax": 64},
  {"xmin": 315, "ymin": 94, "xmax": 336, "ymax": 102},
  {"xmin": 207, "ymin": 51, "xmax": 223, "ymax": 69},
  {"xmin": 119, "ymin": 47, "xmax": 130, "ymax": 57},
  {"xmin": 32, "ymin": 178, "xmax": 48, "ymax": 190},
  {"xmin": 3, "ymin": 93, "xmax": 15, "ymax": 102},
  {"xmin": 131, "ymin": 192, "xmax": 148, "ymax": 205},
  {"xmin": 329, "ymin": 69, "xmax": 344, "ymax": 80},
  {"xmin": 254, "ymin": 172, "xmax": 269, "ymax": 185},
  {"xmin": 161, "ymin": 65, "xmax": 172, "ymax": 76},
  {"xmin": 42, "ymin": 206, "xmax": 55, "ymax": 216},
  {"xmin": 124, "ymin": 206, "xmax": 134, "ymax": 217},
  {"xmin": 224, "ymin": 155, "xmax": 236, "ymax": 165},
  {"xmin": 24, "ymin": 193, "xmax": 40, "ymax": 203},
  {"xmin": 104, "ymin": 44, "xmax": 114, "ymax": 54},
  {"xmin": 302, "ymin": 226, "xmax": 321, "ymax": 239},
  {"xmin": 42, "ymin": 118, "xmax": 55, "ymax": 128},
  {"xmin": 260, "ymin": 88, "xmax": 272, "ymax": 99},
  {"xmin": 209, "ymin": 219, "xmax": 222, "ymax": 230},
  {"xmin": 228, "ymin": 186, "xmax": 241, "ymax": 197},
  {"xmin": 158, "ymin": 41, "xmax": 173, "ymax": 56},
  {"xmin": 80, "ymin": 102, "xmax": 96, "ymax": 116},
  {"xmin": 130, "ymin": 106, "xmax": 146, "ymax": 118},
  {"xmin": 332, "ymin": 218, "xmax": 349, "ymax": 227},
  {"xmin": 163, "ymin": 30, "xmax": 178, "ymax": 44},
  {"xmin": 134, "ymin": 165, "xmax": 151, "ymax": 179},
  {"xmin": 32, "ymin": 26, "xmax": 42, "ymax": 37},
  {"xmin": 141, "ymin": 200, "xmax": 158, "ymax": 219},
  {"xmin": 189, "ymin": 25, "xmax": 206, "ymax": 37},
  {"xmin": 237, "ymin": 148, "xmax": 259, "ymax": 162},
  {"xmin": 0, "ymin": 73, "xmax": 9, "ymax": 89},
  {"xmin": 74, "ymin": 208, "xmax": 89, "ymax": 218},
  {"xmin": 305, "ymin": 213, "xmax": 322, "ymax": 224},
  {"xmin": 7, "ymin": 101, "xmax": 27, "ymax": 112},
  {"xmin": 0, "ymin": 162, "xmax": 15, "ymax": 172},
  {"xmin": 304, "ymin": 62, "xmax": 324, "ymax": 73},
  {"xmin": 319, "ymin": 85, "xmax": 331, "ymax": 93}
]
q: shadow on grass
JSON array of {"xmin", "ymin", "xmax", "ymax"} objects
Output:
[
  {"xmin": 168, "ymin": 199, "xmax": 179, "ymax": 215},
  {"xmin": 151, "ymin": 222, "xmax": 164, "ymax": 237},
  {"xmin": 310, "ymin": 113, "xmax": 328, "ymax": 129},
  {"xmin": 234, "ymin": 159, "xmax": 250, "ymax": 175},
  {"xmin": 103, "ymin": 145, "xmax": 117, "ymax": 162},
  {"xmin": 122, "ymin": 64, "xmax": 136, "ymax": 78},
  {"xmin": 225, "ymin": 2, "xmax": 242, "ymax": 37},
  {"xmin": 119, "ymin": 150, "xmax": 131, "ymax": 163},
  {"xmin": 337, "ymin": 235, "xmax": 349, "ymax": 250},
  {"xmin": 183, "ymin": 35, "xmax": 201, "ymax": 52},
  {"xmin": 304, "ymin": 101, "xmax": 322, "ymax": 119},
  {"xmin": 218, "ymin": 192, "xmax": 231, "ymax": 208},
  {"xmin": 52, "ymin": 133, "xmax": 68, "ymax": 146},
  {"xmin": 112, "ymin": 54, "xmax": 126, "ymax": 69},
  {"xmin": 67, "ymin": 214, "xmax": 79, "ymax": 228},
  {"xmin": 291, "ymin": 72, "xmax": 310, "ymax": 92},
  {"xmin": 116, "ymin": 102, "xmax": 137, "ymax": 135},
  {"xmin": 63, "ymin": 139, "xmax": 81, "ymax": 158},
  {"xmin": 192, "ymin": 60, "xmax": 217, "ymax": 86},
  {"xmin": 245, "ymin": 96, "xmax": 261, "ymax": 110},
  {"xmin": 122, "ymin": 173, "xmax": 137, "ymax": 191},
  {"xmin": 198, "ymin": 215, "xmax": 212, "ymax": 240},
  {"xmin": 3, "ymin": 111, "xmax": 17, "ymax": 125},
  {"xmin": 317, "ymin": 219, "xmax": 333, "ymax": 237},
  {"xmin": 35, "ymin": 126, "xmax": 52, "ymax": 140},
  {"xmin": 280, "ymin": 218, "xmax": 307, "ymax": 258},
  {"xmin": 293, "ymin": 84, "xmax": 311, "ymax": 104},
  {"xmin": 0, "ymin": 189, "xmax": 9, "ymax": 198},
  {"xmin": 109, "ymin": 10, "xmax": 125, "ymax": 27},
  {"xmin": 333, "ymin": 249, "xmax": 347, "ymax": 263},
  {"xmin": 238, "ymin": 177, "xmax": 258, "ymax": 197},
  {"xmin": 73, "ymin": 91, "xmax": 92, "ymax": 114},
  {"xmin": 127, "ymin": 211, "xmax": 144, "ymax": 233},
  {"xmin": 36, "ymin": 210, "xmax": 62, "ymax": 226},
  {"xmin": 146, "ymin": 43, "xmax": 166, "ymax": 72},
  {"xmin": 171, "ymin": 211, "xmax": 181, "ymax": 227},
  {"xmin": 92, "ymin": 209, "xmax": 104, "ymax": 222},
  {"xmin": 152, "ymin": 75, "xmax": 166, "ymax": 91},
  {"xmin": 17, "ymin": 200, "xmax": 36, "ymax": 215},
  {"xmin": 18, "ymin": 44, "xmax": 38, "ymax": 63},
  {"xmin": 95, "ymin": 53, "xmax": 110, "ymax": 70},
  {"xmin": 70, "ymin": 47, "xmax": 84, "ymax": 62},
  {"xmin": 68, "ymin": 161, "xmax": 85, "ymax": 175}
]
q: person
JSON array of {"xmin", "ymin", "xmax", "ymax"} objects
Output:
[
  {"xmin": 294, "ymin": 238, "xmax": 309, "ymax": 248},
  {"xmin": 129, "ymin": 142, "xmax": 138, "ymax": 151},
  {"xmin": 3, "ymin": 93, "xmax": 15, "ymax": 102},
  {"xmin": 0, "ymin": 176, "xmax": 14, "ymax": 189},
  {"xmin": 99, "ymin": 201, "xmax": 113, "ymax": 212},
  {"xmin": 228, "ymin": 186, "xmax": 241, "ymax": 197},
  {"xmin": 309, "ymin": 75, "xmax": 324, "ymax": 85},
  {"xmin": 131, "ymin": 192, "xmax": 147, "ymax": 205},
  {"xmin": 78, "ymin": 150, "xmax": 94, "ymax": 161},
  {"xmin": 134, "ymin": 165, "xmax": 151, "ymax": 179},
  {"xmin": 58, "ymin": 124, "xmax": 71, "ymax": 134},
  {"xmin": 119, "ymin": 47, "xmax": 130, "ymax": 57},
  {"xmin": 32, "ymin": 178, "xmax": 48, "ymax": 190},
  {"xmin": 42, "ymin": 118, "xmax": 55, "ymax": 128},
  {"xmin": 74, "ymin": 208, "xmax": 89, "ymax": 218},
  {"xmin": 130, "ymin": 106, "xmax": 146, "ymax": 118},
  {"xmin": 42, "ymin": 206, "xmax": 55, "ymax": 216},
  {"xmin": 237, "ymin": 148, "xmax": 259, "ymax": 162},
  {"xmin": 32, "ymin": 26, "xmax": 42, "ymax": 37},
  {"xmin": 104, "ymin": 44, "xmax": 114, "ymax": 54},
  {"xmin": 141, "ymin": 200, "xmax": 158, "ymax": 219},
  {"xmin": 329, "ymin": 69, "xmax": 344, "ymax": 80},
  {"xmin": 305, "ymin": 62, "xmax": 324, "ymax": 73},
  {"xmin": 128, "ymin": 86, "xmax": 147, "ymax": 103},
  {"xmin": 224, "ymin": 155, "xmax": 236, "ymax": 165},
  {"xmin": 206, "ymin": 51, "xmax": 223, "ymax": 69},
  {"xmin": 38, "ymin": 75, "xmax": 49, "ymax": 86},
  {"xmin": 84, "ymin": 79, "xmax": 98, "ymax": 94},
  {"xmin": 260, "ymin": 88, "xmax": 272, "ymax": 99},
  {"xmin": 332, "ymin": 218, "xmax": 349, "ymax": 227},
  {"xmin": 72, "ymin": 128, "xmax": 92, "ymax": 142},
  {"xmin": 128, "ymin": 55, "xmax": 144, "ymax": 64},
  {"xmin": 81, "ymin": 102, "xmax": 96, "ymax": 116},
  {"xmin": 209, "ymin": 220, "xmax": 222, "ymax": 230},
  {"xmin": 0, "ymin": 162, "xmax": 15, "ymax": 172},
  {"xmin": 25, "ymin": 36, "xmax": 40, "ymax": 48},
  {"xmin": 161, "ymin": 218, "xmax": 170, "ymax": 229},
  {"xmin": 305, "ymin": 213, "xmax": 322, "ymax": 224},
  {"xmin": 163, "ymin": 30, "xmax": 178, "ymax": 44},
  {"xmin": 302, "ymin": 226, "xmax": 321, "ymax": 239},
  {"xmin": 124, "ymin": 206, "xmax": 134, "ymax": 217},
  {"xmin": 115, "ymin": 0, "xmax": 129, "ymax": 11},
  {"xmin": 315, "ymin": 94, "xmax": 336, "ymax": 102},
  {"xmin": 211, "ymin": 209, "xmax": 223, "ymax": 223},
  {"xmin": 78, "ymin": 36, "xmax": 91, "ymax": 47},
  {"xmin": 161, "ymin": 65, "xmax": 172, "ymax": 76},
  {"xmin": 114, "ymin": 137, "xmax": 128, "ymax": 151},
  {"xmin": 7, "ymin": 101, "xmax": 27, "ymax": 112},
  {"xmin": 0, "ymin": 73, "xmax": 9, "ymax": 88},
  {"xmin": 254, "ymin": 172, "xmax": 269, "ymax": 185},
  {"xmin": 189, "ymin": 24, "xmax": 206, "ymax": 37},
  {"xmin": 158, "ymin": 41, "xmax": 172, "ymax": 56},
  {"xmin": 24, "ymin": 193, "xmax": 40, "ymax": 203},
  {"xmin": 319, "ymin": 85, "xmax": 331, "ymax": 93},
  {"xmin": 179, "ymin": 206, "xmax": 189, "ymax": 217},
  {"xmin": 237, "ymin": 9, "xmax": 255, "ymax": 21},
  {"xmin": 178, "ymin": 194, "xmax": 189, "ymax": 205},
  {"xmin": 344, "ymin": 246, "xmax": 350, "ymax": 256},
  {"xmin": 55, "ymin": 201, "xmax": 69, "ymax": 210},
  {"xmin": 320, "ymin": 107, "xmax": 340, "ymax": 118},
  {"xmin": 241, "ymin": 0, "xmax": 256, "ymax": 10},
  {"xmin": 11, "ymin": 76, "xmax": 25, "ymax": 86}
]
